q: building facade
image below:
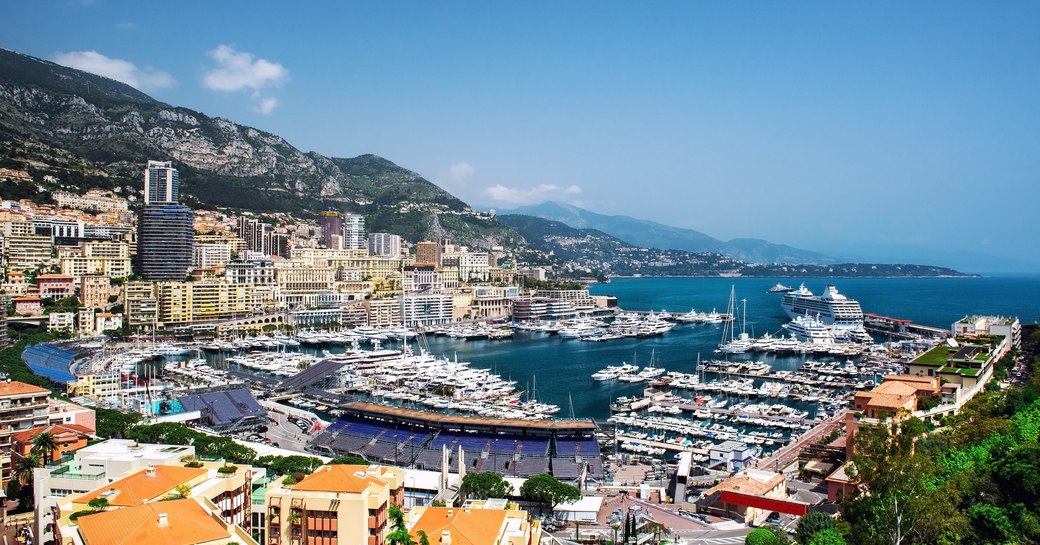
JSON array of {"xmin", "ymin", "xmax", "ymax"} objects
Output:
[
  {"xmin": 136, "ymin": 204, "xmax": 194, "ymax": 280},
  {"xmin": 144, "ymin": 160, "xmax": 180, "ymax": 204}
]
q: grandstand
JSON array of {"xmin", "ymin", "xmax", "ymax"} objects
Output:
[
  {"xmin": 176, "ymin": 388, "xmax": 267, "ymax": 431},
  {"xmin": 21, "ymin": 343, "xmax": 84, "ymax": 383},
  {"xmin": 308, "ymin": 403, "xmax": 600, "ymax": 482}
]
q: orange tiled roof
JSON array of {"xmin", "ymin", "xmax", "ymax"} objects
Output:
[
  {"xmin": 75, "ymin": 497, "xmax": 230, "ymax": 545},
  {"xmin": 291, "ymin": 464, "xmax": 387, "ymax": 494},
  {"xmin": 706, "ymin": 471, "xmax": 786, "ymax": 497},
  {"xmin": 0, "ymin": 381, "xmax": 49, "ymax": 397},
  {"xmin": 11, "ymin": 423, "xmax": 94, "ymax": 443},
  {"xmin": 76, "ymin": 465, "xmax": 207, "ymax": 507},
  {"xmin": 409, "ymin": 507, "xmax": 508, "ymax": 545}
]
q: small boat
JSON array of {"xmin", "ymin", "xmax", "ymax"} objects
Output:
[{"xmin": 768, "ymin": 283, "xmax": 793, "ymax": 293}]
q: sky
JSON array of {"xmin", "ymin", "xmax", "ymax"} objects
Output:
[{"xmin": 3, "ymin": 1, "xmax": 1040, "ymax": 272}]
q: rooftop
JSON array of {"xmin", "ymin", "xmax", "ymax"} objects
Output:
[
  {"xmin": 76, "ymin": 465, "xmax": 207, "ymax": 507},
  {"xmin": 409, "ymin": 506, "xmax": 509, "ymax": 545},
  {"xmin": 290, "ymin": 464, "xmax": 388, "ymax": 494},
  {"xmin": 75, "ymin": 498, "xmax": 231, "ymax": 545},
  {"xmin": 706, "ymin": 469, "xmax": 785, "ymax": 497},
  {"xmin": 0, "ymin": 380, "xmax": 50, "ymax": 397}
]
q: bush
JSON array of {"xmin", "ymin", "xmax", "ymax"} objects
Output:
[
  {"xmin": 746, "ymin": 528, "xmax": 783, "ymax": 545},
  {"xmin": 217, "ymin": 464, "xmax": 238, "ymax": 474}
]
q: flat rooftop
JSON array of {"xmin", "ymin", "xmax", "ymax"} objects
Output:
[{"xmin": 341, "ymin": 401, "xmax": 598, "ymax": 432}]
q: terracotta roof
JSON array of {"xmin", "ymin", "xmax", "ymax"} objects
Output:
[
  {"xmin": 409, "ymin": 507, "xmax": 508, "ymax": 545},
  {"xmin": 11, "ymin": 423, "xmax": 94, "ymax": 443},
  {"xmin": 75, "ymin": 498, "xmax": 230, "ymax": 545},
  {"xmin": 76, "ymin": 465, "xmax": 207, "ymax": 507},
  {"xmin": 0, "ymin": 381, "xmax": 49, "ymax": 397},
  {"xmin": 706, "ymin": 470, "xmax": 786, "ymax": 497},
  {"xmin": 291, "ymin": 464, "xmax": 388, "ymax": 494}
]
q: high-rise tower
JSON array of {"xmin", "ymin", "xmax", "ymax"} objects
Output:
[
  {"xmin": 320, "ymin": 207, "xmax": 343, "ymax": 249},
  {"xmin": 137, "ymin": 161, "xmax": 192, "ymax": 280},
  {"xmin": 143, "ymin": 160, "xmax": 179, "ymax": 204},
  {"xmin": 341, "ymin": 213, "xmax": 366, "ymax": 250}
]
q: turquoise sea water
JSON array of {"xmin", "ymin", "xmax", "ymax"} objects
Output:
[{"xmin": 417, "ymin": 276, "xmax": 1040, "ymax": 420}]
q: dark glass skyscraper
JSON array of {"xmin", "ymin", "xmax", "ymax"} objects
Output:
[{"xmin": 136, "ymin": 203, "xmax": 194, "ymax": 280}]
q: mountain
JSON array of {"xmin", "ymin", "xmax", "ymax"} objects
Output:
[
  {"xmin": 0, "ymin": 48, "xmax": 519, "ymax": 249},
  {"xmin": 500, "ymin": 201, "xmax": 836, "ymax": 264},
  {"xmin": 499, "ymin": 214, "xmax": 968, "ymax": 278}
]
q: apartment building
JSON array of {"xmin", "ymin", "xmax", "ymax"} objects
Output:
[
  {"xmin": 155, "ymin": 281, "xmax": 266, "ymax": 326},
  {"xmin": 0, "ymin": 381, "xmax": 51, "ymax": 485},
  {"xmin": 264, "ymin": 464, "xmax": 404, "ymax": 545},
  {"xmin": 78, "ymin": 275, "xmax": 110, "ymax": 309},
  {"xmin": 60, "ymin": 241, "xmax": 133, "ymax": 278},
  {"xmin": 5, "ymin": 234, "xmax": 53, "ymax": 271}
]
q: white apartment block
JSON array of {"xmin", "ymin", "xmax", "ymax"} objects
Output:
[{"xmin": 192, "ymin": 242, "xmax": 233, "ymax": 269}]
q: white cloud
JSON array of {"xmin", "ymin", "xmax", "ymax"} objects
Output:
[
  {"xmin": 254, "ymin": 96, "xmax": 279, "ymax": 115},
  {"xmin": 448, "ymin": 162, "xmax": 475, "ymax": 185},
  {"xmin": 482, "ymin": 183, "xmax": 583, "ymax": 206},
  {"xmin": 202, "ymin": 45, "xmax": 288, "ymax": 114},
  {"xmin": 51, "ymin": 51, "xmax": 175, "ymax": 92},
  {"xmin": 203, "ymin": 45, "xmax": 288, "ymax": 92}
]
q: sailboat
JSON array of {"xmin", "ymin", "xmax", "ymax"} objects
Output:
[{"xmin": 718, "ymin": 287, "xmax": 754, "ymax": 354}]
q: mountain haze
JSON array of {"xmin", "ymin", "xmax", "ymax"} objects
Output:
[
  {"xmin": 500, "ymin": 201, "xmax": 836, "ymax": 264},
  {"xmin": 0, "ymin": 48, "xmax": 519, "ymax": 248}
]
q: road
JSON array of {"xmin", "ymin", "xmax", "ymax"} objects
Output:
[
  {"xmin": 264, "ymin": 410, "xmax": 312, "ymax": 451},
  {"xmin": 757, "ymin": 409, "xmax": 847, "ymax": 471}
]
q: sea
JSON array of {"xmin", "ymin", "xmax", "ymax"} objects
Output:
[
  {"xmin": 202, "ymin": 276, "xmax": 1040, "ymax": 421},
  {"xmin": 415, "ymin": 276, "xmax": 1040, "ymax": 420}
]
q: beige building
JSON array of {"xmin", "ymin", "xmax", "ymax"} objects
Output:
[
  {"xmin": 5, "ymin": 234, "xmax": 54, "ymax": 271},
  {"xmin": 60, "ymin": 241, "xmax": 133, "ymax": 278},
  {"xmin": 0, "ymin": 381, "xmax": 51, "ymax": 484},
  {"xmin": 264, "ymin": 464, "xmax": 405, "ymax": 545},
  {"xmin": 155, "ymin": 281, "xmax": 266, "ymax": 326},
  {"xmin": 56, "ymin": 462, "xmax": 256, "ymax": 545},
  {"xmin": 469, "ymin": 285, "xmax": 520, "ymax": 319},
  {"xmin": 53, "ymin": 189, "xmax": 129, "ymax": 213},
  {"xmin": 79, "ymin": 275, "xmax": 110, "ymax": 309}
]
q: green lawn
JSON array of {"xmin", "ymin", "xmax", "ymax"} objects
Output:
[{"xmin": 914, "ymin": 346, "xmax": 954, "ymax": 366}]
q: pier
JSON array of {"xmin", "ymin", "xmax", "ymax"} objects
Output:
[{"xmin": 864, "ymin": 313, "xmax": 949, "ymax": 340}]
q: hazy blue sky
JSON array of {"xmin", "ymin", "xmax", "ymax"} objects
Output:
[{"xmin": 4, "ymin": 1, "xmax": 1039, "ymax": 271}]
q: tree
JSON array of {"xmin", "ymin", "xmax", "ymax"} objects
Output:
[
  {"xmin": 13, "ymin": 453, "xmax": 41, "ymax": 485},
  {"xmin": 459, "ymin": 471, "xmax": 512, "ymax": 500},
  {"xmin": 329, "ymin": 455, "xmax": 369, "ymax": 465},
  {"xmin": 795, "ymin": 512, "xmax": 835, "ymax": 545},
  {"xmin": 95, "ymin": 407, "xmax": 142, "ymax": 439},
  {"xmin": 841, "ymin": 416, "xmax": 940, "ymax": 545},
  {"xmin": 174, "ymin": 483, "xmax": 192, "ymax": 498},
  {"xmin": 386, "ymin": 505, "xmax": 414, "ymax": 545},
  {"xmin": 806, "ymin": 528, "xmax": 845, "ymax": 545},
  {"xmin": 763, "ymin": 525, "xmax": 790, "ymax": 544},
  {"xmin": 31, "ymin": 431, "xmax": 59, "ymax": 463},
  {"xmin": 746, "ymin": 528, "xmax": 783, "ymax": 545},
  {"xmin": 416, "ymin": 530, "xmax": 431, "ymax": 545},
  {"xmin": 519, "ymin": 473, "xmax": 581, "ymax": 515},
  {"xmin": 87, "ymin": 497, "xmax": 110, "ymax": 512}
]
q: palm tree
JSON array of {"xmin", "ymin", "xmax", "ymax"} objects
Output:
[
  {"xmin": 13, "ymin": 453, "xmax": 41, "ymax": 486},
  {"xmin": 387, "ymin": 506, "xmax": 415, "ymax": 545},
  {"xmin": 31, "ymin": 431, "xmax": 58, "ymax": 464}
]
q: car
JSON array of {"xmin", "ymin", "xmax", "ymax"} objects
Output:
[{"xmin": 766, "ymin": 512, "xmax": 782, "ymax": 524}]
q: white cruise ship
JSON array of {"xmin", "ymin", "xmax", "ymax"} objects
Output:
[{"xmin": 780, "ymin": 284, "xmax": 864, "ymax": 329}]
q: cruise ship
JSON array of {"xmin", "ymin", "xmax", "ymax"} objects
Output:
[{"xmin": 781, "ymin": 284, "xmax": 865, "ymax": 329}]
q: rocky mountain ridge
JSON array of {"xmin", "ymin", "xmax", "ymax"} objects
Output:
[{"xmin": 0, "ymin": 48, "xmax": 519, "ymax": 248}]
